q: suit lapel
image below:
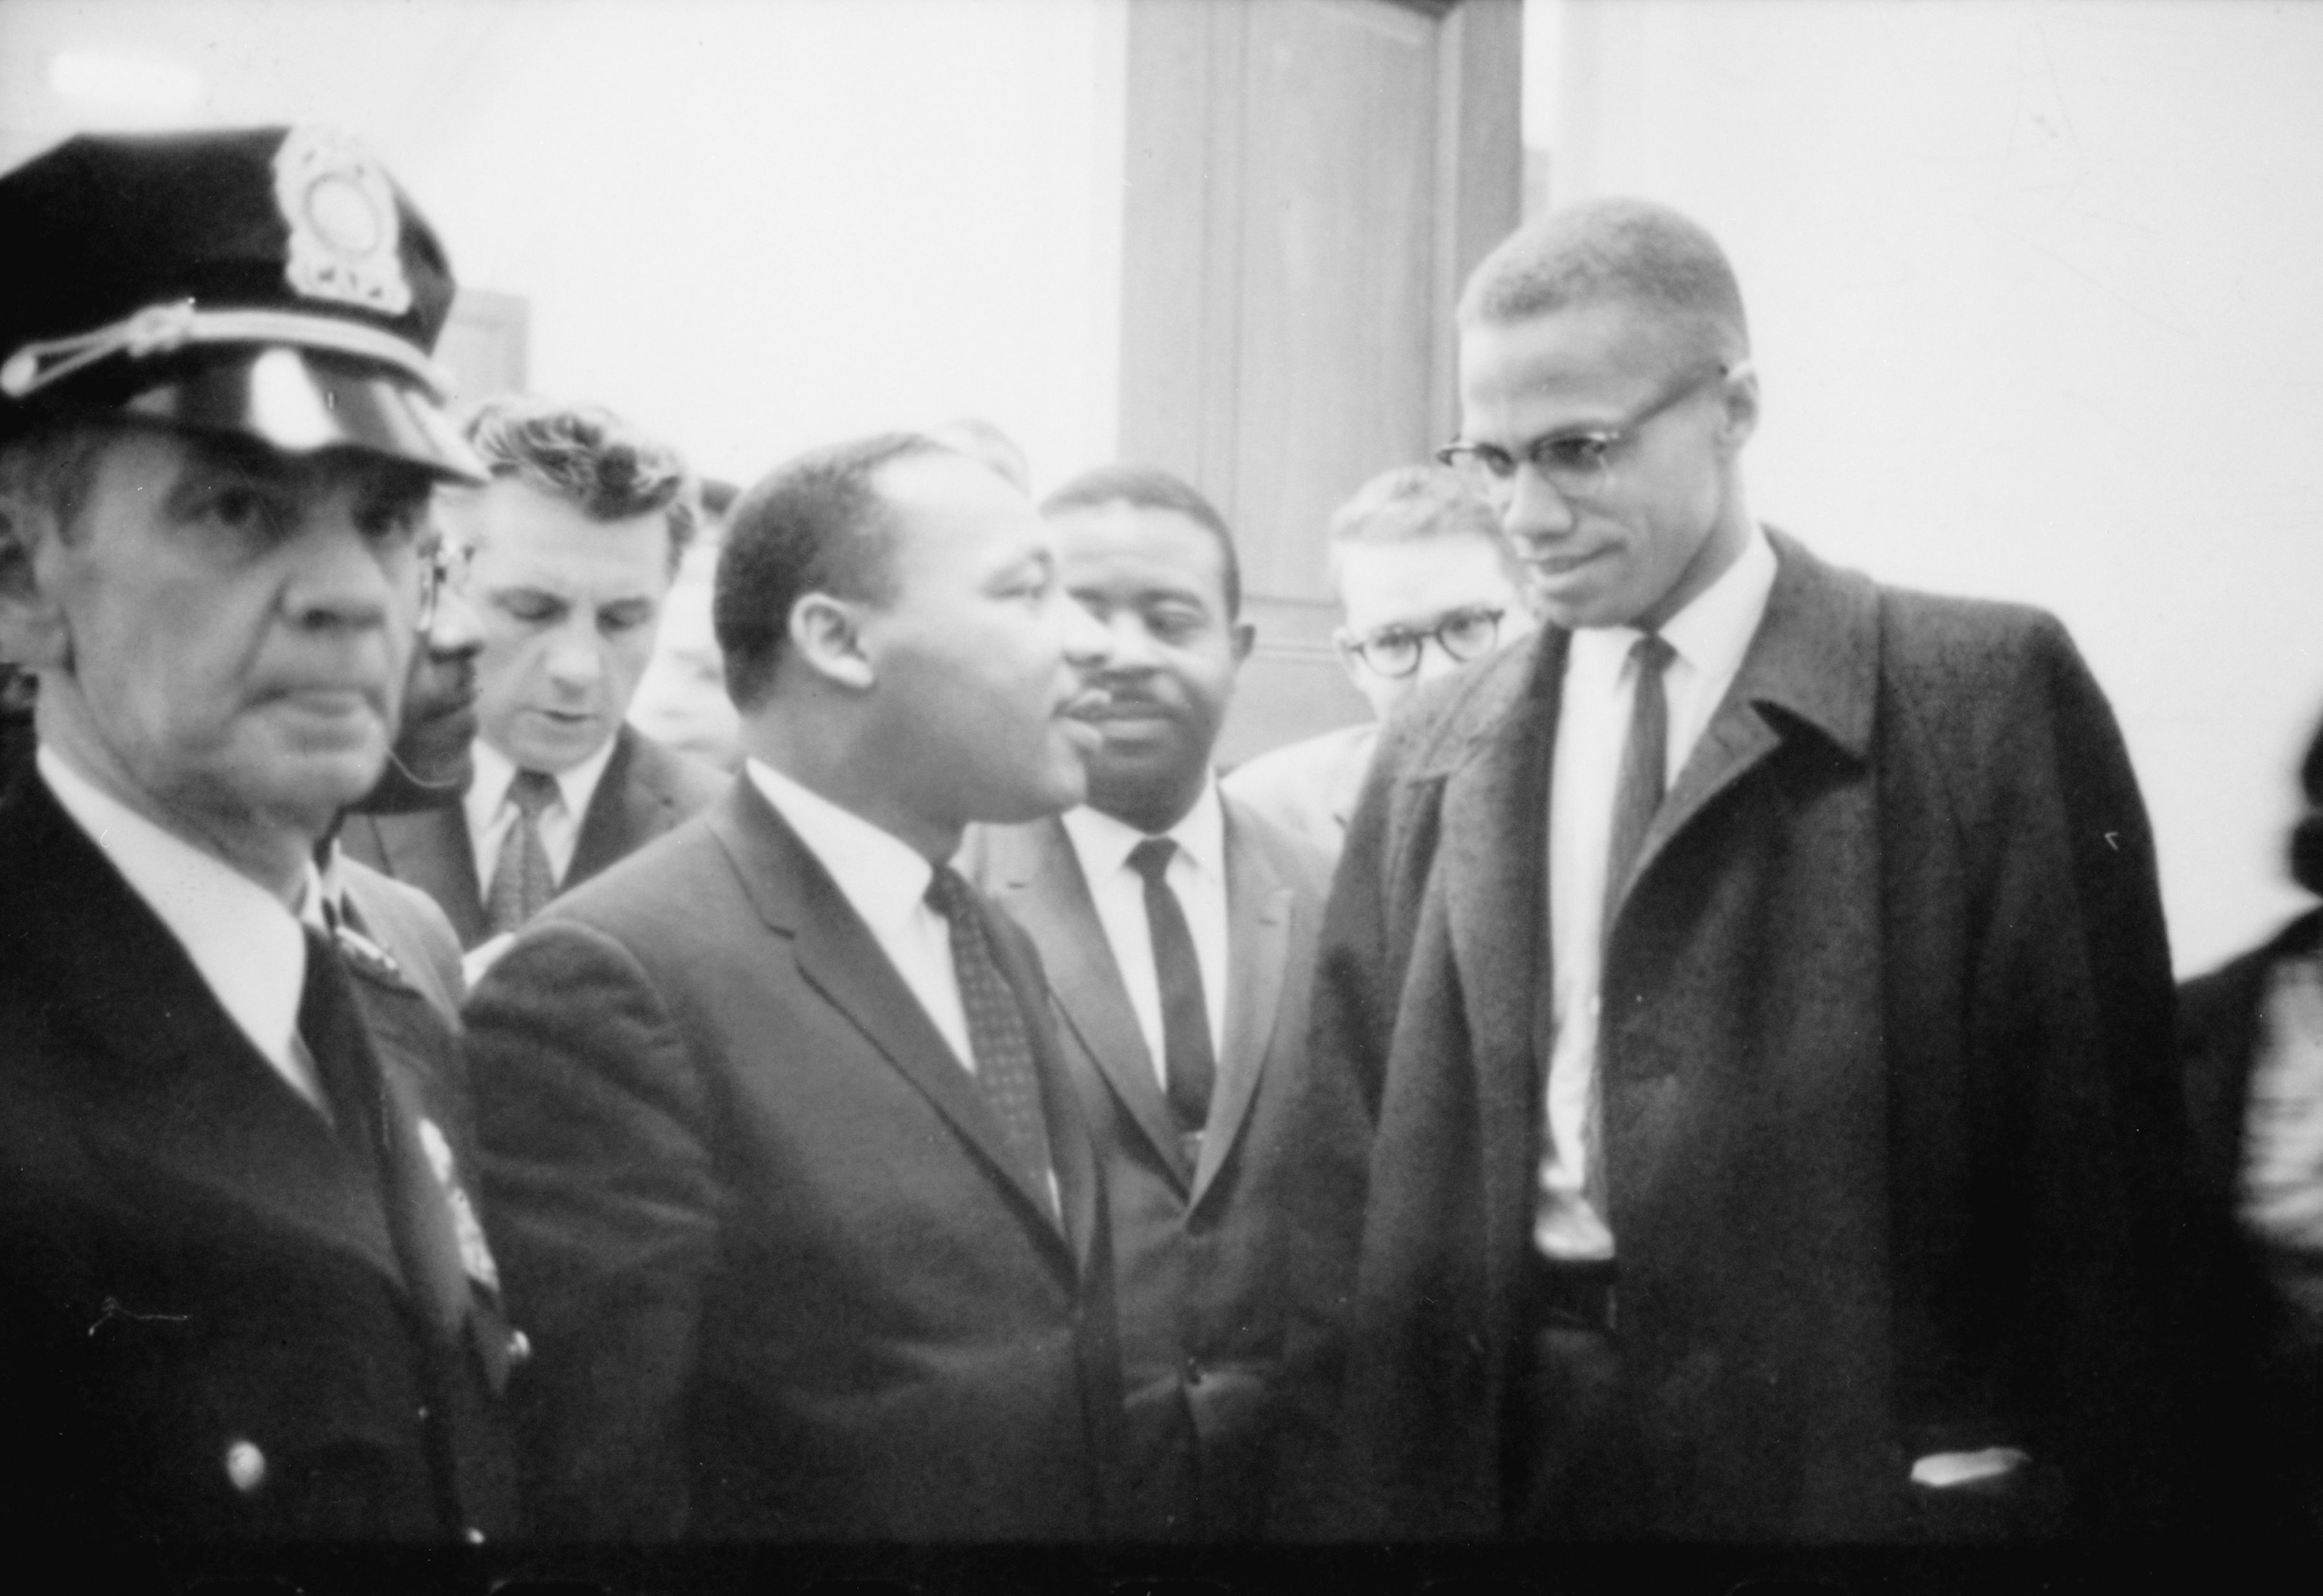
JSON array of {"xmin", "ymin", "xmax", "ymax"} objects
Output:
[
  {"xmin": 708, "ymin": 783, "xmax": 1077, "ymax": 1262},
  {"xmin": 983, "ymin": 820, "xmax": 1190, "ymax": 1190},
  {"xmin": 1191, "ymin": 809, "xmax": 1292, "ymax": 1206},
  {"xmin": 355, "ymin": 806, "xmax": 487, "ymax": 948},
  {"xmin": 568, "ymin": 724, "xmax": 641, "ymax": 888}
]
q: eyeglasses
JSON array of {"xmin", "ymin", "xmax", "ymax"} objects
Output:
[
  {"xmin": 1339, "ymin": 605, "xmax": 1507, "ymax": 679},
  {"xmin": 415, "ymin": 536, "xmax": 471, "ymax": 634},
  {"xmin": 1434, "ymin": 361, "xmax": 1741, "ymax": 507}
]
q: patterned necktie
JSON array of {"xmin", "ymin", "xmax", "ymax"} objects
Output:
[
  {"xmin": 1127, "ymin": 836, "xmax": 1217, "ymax": 1145},
  {"xmin": 1603, "ymin": 632, "xmax": 1675, "ymax": 941},
  {"xmin": 925, "ymin": 864, "xmax": 1060, "ymax": 1219},
  {"xmin": 484, "ymin": 769, "xmax": 560, "ymax": 937}
]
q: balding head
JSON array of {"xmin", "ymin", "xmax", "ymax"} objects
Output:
[{"xmin": 1458, "ymin": 197, "xmax": 1749, "ymax": 368}]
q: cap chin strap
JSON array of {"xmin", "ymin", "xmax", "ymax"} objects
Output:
[{"xmin": 0, "ymin": 299, "xmax": 451, "ymax": 402}]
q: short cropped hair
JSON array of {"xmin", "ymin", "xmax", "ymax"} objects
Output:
[
  {"xmin": 464, "ymin": 394, "xmax": 696, "ymax": 570},
  {"xmin": 1039, "ymin": 464, "xmax": 1241, "ymax": 620},
  {"xmin": 715, "ymin": 431, "xmax": 946, "ymax": 709},
  {"xmin": 1458, "ymin": 196, "xmax": 1749, "ymax": 361},
  {"xmin": 1325, "ymin": 462, "xmax": 1521, "ymax": 590},
  {"xmin": 0, "ymin": 414, "xmax": 120, "ymax": 541}
]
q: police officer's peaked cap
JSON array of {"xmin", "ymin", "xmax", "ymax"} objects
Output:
[{"xmin": 0, "ymin": 125, "xmax": 485, "ymax": 482}]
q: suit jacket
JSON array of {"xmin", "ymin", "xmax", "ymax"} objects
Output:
[
  {"xmin": 339, "ymin": 847, "xmax": 467, "ymax": 1020},
  {"xmin": 964, "ymin": 798, "xmax": 1340, "ymax": 1539},
  {"xmin": 0, "ymin": 773, "xmax": 518, "ymax": 1543},
  {"xmin": 343, "ymin": 723, "xmax": 728, "ymax": 948},
  {"xmin": 465, "ymin": 778, "xmax": 1128, "ymax": 1540},
  {"xmin": 1299, "ymin": 530, "xmax": 2201, "ymax": 1541}
]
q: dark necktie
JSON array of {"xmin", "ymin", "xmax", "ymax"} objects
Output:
[
  {"xmin": 300, "ymin": 926, "xmax": 472, "ymax": 1342},
  {"xmin": 1127, "ymin": 836, "xmax": 1217, "ymax": 1145},
  {"xmin": 484, "ymin": 769, "xmax": 560, "ymax": 937},
  {"xmin": 1603, "ymin": 632, "xmax": 1675, "ymax": 939},
  {"xmin": 925, "ymin": 864, "xmax": 1060, "ymax": 1220}
]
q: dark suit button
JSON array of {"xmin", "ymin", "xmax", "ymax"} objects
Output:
[
  {"xmin": 225, "ymin": 1438, "xmax": 267, "ymax": 1494},
  {"xmin": 464, "ymin": 1526, "xmax": 486, "ymax": 1545},
  {"xmin": 415, "ymin": 1404, "xmax": 431, "ymax": 1422}
]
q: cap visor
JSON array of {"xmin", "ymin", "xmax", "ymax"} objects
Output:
[{"xmin": 117, "ymin": 346, "xmax": 486, "ymax": 483}]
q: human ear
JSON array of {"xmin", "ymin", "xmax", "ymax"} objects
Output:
[
  {"xmin": 0, "ymin": 495, "xmax": 72, "ymax": 671},
  {"xmin": 789, "ymin": 591, "xmax": 875, "ymax": 691},
  {"xmin": 1229, "ymin": 619, "xmax": 1257, "ymax": 666},
  {"xmin": 1716, "ymin": 362, "xmax": 1761, "ymax": 453}
]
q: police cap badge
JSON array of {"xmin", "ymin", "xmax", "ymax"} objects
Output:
[{"xmin": 0, "ymin": 126, "xmax": 484, "ymax": 482}]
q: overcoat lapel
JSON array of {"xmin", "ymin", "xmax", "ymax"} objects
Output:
[
  {"xmin": 1191, "ymin": 812, "xmax": 1292, "ymax": 1207},
  {"xmin": 1436, "ymin": 632, "xmax": 1567, "ymax": 1281},
  {"xmin": 1611, "ymin": 531, "xmax": 1880, "ymax": 928},
  {"xmin": 707, "ymin": 783, "xmax": 1078, "ymax": 1266},
  {"xmin": 984, "ymin": 820, "xmax": 1191, "ymax": 1190}
]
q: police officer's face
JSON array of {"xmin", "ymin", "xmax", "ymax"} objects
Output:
[
  {"xmin": 26, "ymin": 425, "xmax": 426, "ymax": 837},
  {"xmin": 854, "ymin": 453, "xmax": 1107, "ymax": 835},
  {"xmin": 457, "ymin": 479, "xmax": 673, "ymax": 776},
  {"xmin": 1458, "ymin": 299, "xmax": 1753, "ymax": 632}
]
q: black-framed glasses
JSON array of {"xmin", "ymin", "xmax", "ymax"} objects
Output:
[
  {"xmin": 1434, "ymin": 361, "xmax": 1742, "ymax": 506},
  {"xmin": 1339, "ymin": 605, "xmax": 1507, "ymax": 679},
  {"xmin": 414, "ymin": 535, "xmax": 471, "ymax": 634}
]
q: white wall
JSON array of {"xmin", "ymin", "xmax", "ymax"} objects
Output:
[
  {"xmin": 1532, "ymin": 0, "xmax": 2323, "ymax": 973},
  {"xmin": 0, "ymin": 0, "xmax": 1127, "ymax": 493}
]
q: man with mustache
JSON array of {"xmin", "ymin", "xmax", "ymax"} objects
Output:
[
  {"xmin": 343, "ymin": 396, "xmax": 726, "ymax": 973},
  {"xmin": 963, "ymin": 465, "xmax": 1346, "ymax": 1539},
  {"xmin": 0, "ymin": 126, "xmax": 517, "ymax": 1544},
  {"xmin": 465, "ymin": 433, "xmax": 1129, "ymax": 1538},
  {"xmin": 1299, "ymin": 197, "xmax": 2205, "ymax": 1540}
]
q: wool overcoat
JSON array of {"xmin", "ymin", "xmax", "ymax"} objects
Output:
[{"xmin": 1301, "ymin": 531, "xmax": 2198, "ymax": 1541}]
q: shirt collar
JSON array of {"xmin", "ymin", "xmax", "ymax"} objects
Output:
[
  {"xmin": 743, "ymin": 757, "xmax": 937, "ymax": 936},
  {"xmin": 1060, "ymin": 776, "xmax": 1226, "ymax": 884},
  {"xmin": 1567, "ymin": 522, "xmax": 1778, "ymax": 684},
  {"xmin": 469, "ymin": 729, "xmax": 623, "ymax": 831}
]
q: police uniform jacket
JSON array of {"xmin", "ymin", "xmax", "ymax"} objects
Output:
[{"xmin": 0, "ymin": 773, "xmax": 520, "ymax": 1543}]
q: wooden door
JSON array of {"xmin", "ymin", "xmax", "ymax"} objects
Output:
[{"xmin": 1117, "ymin": 0, "xmax": 1522, "ymax": 765}]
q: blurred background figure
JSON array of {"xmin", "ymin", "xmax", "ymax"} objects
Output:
[
  {"xmin": 1223, "ymin": 464, "xmax": 1534, "ymax": 856},
  {"xmin": 2179, "ymin": 712, "xmax": 2323, "ymax": 1534},
  {"xmin": 343, "ymin": 395, "xmax": 727, "ymax": 974},
  {"xmin": 930, "ymin": 415, "xmax": 1033, "ymax": 494},
  {"xmin": 629, "ymin": 476, "xmax": 742, "ymax": 770}
]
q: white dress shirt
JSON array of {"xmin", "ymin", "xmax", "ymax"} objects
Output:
[
  {"xmin": 744, "ymin": 758, "xmax": 975, "ymax": 1073},
  {"xmin": 39, "ymin": 744, "xmax": 331, "ymax": 1116},
  {"xmin": 2243, "ymin": 949, "xmax": 2323, "ymax": 1252},
  {"xmin": 464, "ymin": 733, "xmax": 621, "ymax": 897},
  {"xmin": 1059, "ymin": 782, "xmax": 1231, "ymax": 1090},
  {"xmin": 1537, "ymin": 526, "xmax": 1779, "ymax": 1260}
]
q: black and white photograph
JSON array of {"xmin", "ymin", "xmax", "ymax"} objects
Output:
[{"xmin": 2, "ymin": 1, "xmax": 2318, "ymax": 1589}]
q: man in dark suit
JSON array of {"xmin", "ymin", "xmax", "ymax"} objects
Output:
[
  {"xmin": 1299, "ymin": 198, "xmax": 2201, "ymax": 1541},
  {"xmin": 963, "ymin": 465, "xmax": 1340, "ymax": 1540},
  {"xmin": 342, "ymin": 395, "xmax": 726, "ymax": 966},
  {"xmin": 0, "ymin": 127, "xmax": 516, "ymax": 1544},
  {"xmin": 466, "ymin": 431, "xmax": 1127, "ymax": 1539}
]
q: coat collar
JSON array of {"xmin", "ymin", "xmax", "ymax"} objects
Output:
[{"xmin": 706, "ymin": 780, "xmax": 1093, "ymax": 1275}]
